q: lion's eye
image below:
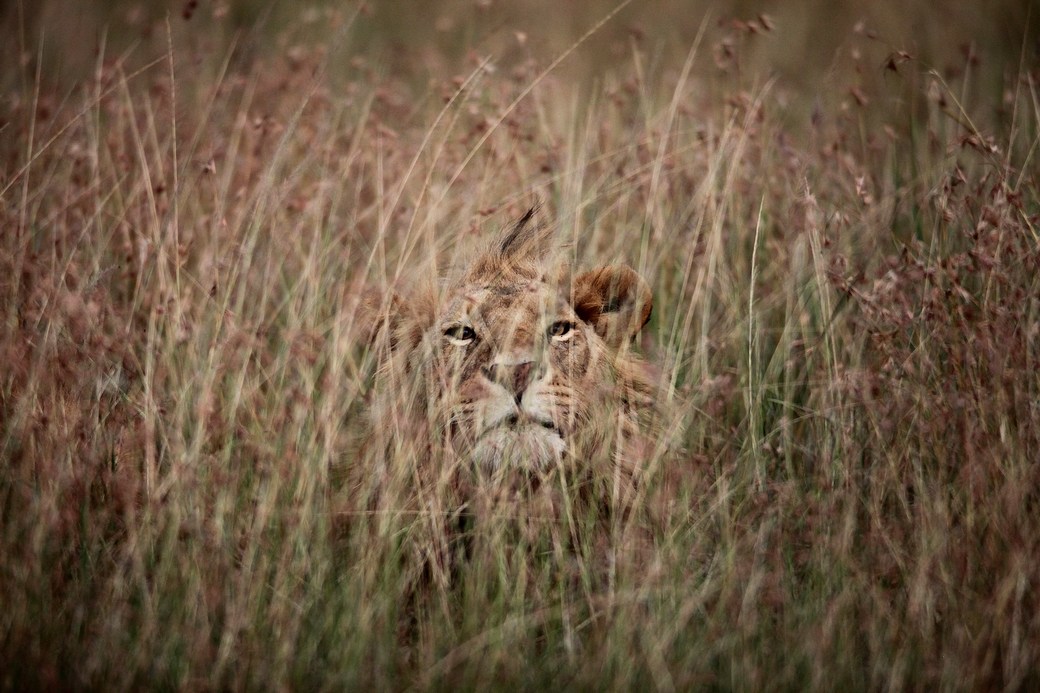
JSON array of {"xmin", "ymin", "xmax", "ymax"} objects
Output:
[
  {"xmin": 444, "ymin": 324, "xmax": 477, "ymax": 346},
  {"xmin": 547, "ymin": 320, "xmax": 575, "ymax": 342}
]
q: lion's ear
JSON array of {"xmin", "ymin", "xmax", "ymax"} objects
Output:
[
  {"xmin": 572, "ymin": 265, "xmax": 652, "ymax": 350},
  {"xmin": 497, "ymin": 206, "xmax": 549, "ymax": 260},
  {"xmin": 466, "ymin": 206, "xmax": 554, "ymax": 281},
  {"xmin": 358, "ymin": 286, "xmax": 432, "ymax": 356}
]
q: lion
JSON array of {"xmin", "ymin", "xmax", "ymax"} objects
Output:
[
  {"xmin": 363, "ymin": 208, "xmax": 660, "ymax": 491},
  {"xmin": 343, "ymin": 209, "xmax": 668, "ymax": 619}
]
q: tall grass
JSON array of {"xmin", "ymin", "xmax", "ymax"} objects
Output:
[{"xmin": 2, "ymin": 1, "xmax": 1039, "ymax": 689}]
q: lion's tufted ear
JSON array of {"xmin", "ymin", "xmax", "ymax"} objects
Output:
[
  {"xmin": 572, "ymin": 265, "xmax": 653, "ymax": 350},
  {"xmin": 357, "ymin": 284, "xmax": 435, "ymax": 357},
  {"xmin": 466, "ymin": 207, "xmax": 554, "ymax": 281},
  {"xmin": 497, "ymin": 206, "xmax": 548, "ymax": 259}
]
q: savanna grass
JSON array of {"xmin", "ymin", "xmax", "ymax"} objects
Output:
[{"xmin": 2, "ymin": 1, "xmax": 1039, "ymax": 689}]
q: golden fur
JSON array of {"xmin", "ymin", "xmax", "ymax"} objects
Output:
[
  {"xmin": 340, "ymin": 210, "xmax": 670, "ymax": 614},
  {"xmin": 364, "ymin": 210, "xmax": 660, "ymax": 496}
]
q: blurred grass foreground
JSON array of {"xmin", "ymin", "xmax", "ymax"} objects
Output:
[{"xmin": 2, "ymin": 0, "xmax": 1039, "ymax": 689}]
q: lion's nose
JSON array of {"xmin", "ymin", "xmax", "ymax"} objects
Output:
[{"xmin": 483, "ymin": 360, "xmax": 537, "ymax": 404}]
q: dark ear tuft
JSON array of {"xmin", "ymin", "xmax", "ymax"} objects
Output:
[
  {"xmin": 572, "ymin": 265, "xmax": 653, "ymax": 350},
  {"xmin": 499, "ymin": 206, "xmax": 538, "ymax": 256},
  {"xmin": 466, "ymin": 207, "xmax": 554, "ymax": 282}
]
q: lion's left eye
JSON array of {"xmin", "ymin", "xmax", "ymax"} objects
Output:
[
  {"xmin": 547, "ymin": 320, "xmax": 575, "ymax": 342},
  {"xmin": 444, "ymin": 324, "xmax": 477, "ymax": 346}
]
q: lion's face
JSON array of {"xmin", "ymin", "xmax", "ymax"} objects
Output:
[
  {"xmin": 434, "ymin": 276, "xmax": 600, "ymax": 470},
  {"xmin": 372, "ymin": 211, "xmax": 653, "ymax": 472}
]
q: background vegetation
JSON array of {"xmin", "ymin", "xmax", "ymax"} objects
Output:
[{"xmin": 2, "ymin": 0, "xmax": 1039, "ymax": 689}]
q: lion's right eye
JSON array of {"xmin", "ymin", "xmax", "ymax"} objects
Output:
[
  {"xmin": 547, "ymin": 320, "xmax": 575, "ymax": 342},
  {"xmin": 444, "ymin": 325, "xmax": 477, "ymax": 346}
]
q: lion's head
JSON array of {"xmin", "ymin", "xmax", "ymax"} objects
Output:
[{"xmin": 367, "ymin": 210, "xmax": 656, "ymax": 476}]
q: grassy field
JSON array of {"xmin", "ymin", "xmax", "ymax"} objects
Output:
[{"xmin": 2, "ymin": 0, "xmax": 1039, "ymax": 689}]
